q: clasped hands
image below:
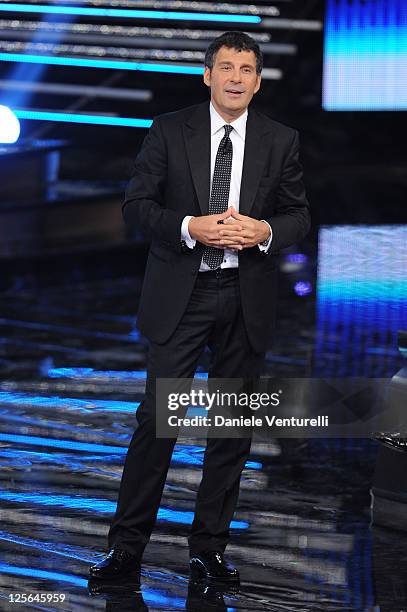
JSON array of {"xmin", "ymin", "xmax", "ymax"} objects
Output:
[{"xmin": 188, "ymin": 206, "xmax": 270, "ymax": 251}]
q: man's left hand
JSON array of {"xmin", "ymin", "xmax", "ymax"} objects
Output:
[{"xmin": 218, "ymin": 208, "xmax": 270, "ymax": 249}]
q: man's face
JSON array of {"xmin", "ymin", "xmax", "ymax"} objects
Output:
[{"xmin": 203, "ymin": 46, "xmax": 261, "ymax": 117}]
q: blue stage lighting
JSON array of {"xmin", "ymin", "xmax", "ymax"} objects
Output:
[
  {"xmin": 0, "ymin": 490, "xmax": 248, "ymax": 527},
  {"xmin": 315, "ymin": 225, "xmax": 407, "ymax": 377},
  {"xmin": 323, "ymin": 0, "xmax": 407, "ymax": 110},
  {"xmin": 45, "ymin": 366, "xmax": 208, "ymax": 380},
  {"xmin": 14, "ymin": 109, "xmax": 152, "ymax": 128},
  {"xmin": 294, "ymin": 281, "xmax": 313, "ymax": 296},
  {"xmin": 0, "ymin": 563, "xmax": 88, "ymax": 587},
  {"xmin": 0, "ymin": 105, "xmax": 20, "ymax": 143},
  {"xmin": 0, "ymin": 52, "xmax": 203, "ymax": 75},
  {"xmin": 0, "ymin": 432, "xmax": 126, "ymax": 453},
  {"xmin": 0, "ymin": 4, "xmax": 261, "ymax": 23}
]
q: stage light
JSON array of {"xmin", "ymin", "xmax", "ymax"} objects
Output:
[
  {"xmin": 0, "ymin": 19, "xmax": 271, "ymax": 41},
  {"xmin": 294, "ymin": 281, "xmax": 313, "ymax": 296},
  {"xmin": 285, "ymin": 253, "xmax": 308, "ymax": 264},
  {"xmin": 281, "ymin": 253, "xmax": 308, "ymax": 273},
  {"xmin": 14, "ymin": 109, "xmax": 152, "ymax": 128},
  {"xmin": 0, "ymin": 104, "xmax": 20, "ymax": 143},
  {"xmin": 0, "ymin": 53, "xmax": 281, "ymax": 79},
  {"xmin": 0, "ymin": 52, "xmax": 203, "ymax": 74},
  {"xmin": 44, "ymin": 366, "xmax": 208, "ymax": 380},
  {"xmin": 323, "ymin": 0, "xmax": 407, "ymax": 110},
  {"xmin": 315, "ymin": 225, "xmax": 407, "ymax": 377},
  {"xmin": 0, "ymin": 4, "xmax": 261, "ymax": 23}
]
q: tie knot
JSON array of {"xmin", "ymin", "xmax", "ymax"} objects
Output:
[{"xmin": 223, "ymin": 124, "xmax": 233, "ymax": 137}]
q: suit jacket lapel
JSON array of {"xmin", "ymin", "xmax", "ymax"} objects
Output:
[
  {"xmin": 182, "ymin": 101, "xmax": 211, "ymax": 216},
  {"xmin": 239, "ymin": 106, "xmax": 273, "ymax": 217}
]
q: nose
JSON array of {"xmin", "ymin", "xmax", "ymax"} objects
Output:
[{"xmin": 230, "ymin": 69, "xmax": 242, "ymax": 82}]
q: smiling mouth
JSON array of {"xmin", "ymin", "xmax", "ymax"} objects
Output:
[{"xmin": 225, "ymin": 90, "xmax": 244, "ymax": 95}]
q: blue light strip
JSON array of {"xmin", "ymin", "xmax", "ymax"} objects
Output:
[
  {"xmin": 46, "ymin": 367, "xmax": 149, "ymax": 379},
  {"xmin": 46, "ymin": 367, "xmax": 208, "ymax": 380},
  {"xmin": 13, "ymin": 108, "xmax": 152, "ymax": 127},
  {"xmin": 0, "ymin": 490, "xmax": 248, "ymax": 527},
  {"xmin": 0, "ymin": 431, "xmax": 261, "ymax": 469},
  {"xmin": 0, "ymin": 563, "xmax": 88, "ymax": 587},
  {"xmin": 0, "ymin": 4, "xmax": 261, "ymax": 23},
  {"xmin": 0, "ymin": 52, "xmax": 204, "ymax": 74},
  {"xmin": 0, "ymin": 432, "xmax": 126, "ymax": 453}
]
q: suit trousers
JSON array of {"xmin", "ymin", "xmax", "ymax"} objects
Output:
[{"xmin": 107, "ymin": 267, "xmax": 265, "ymax": 557}]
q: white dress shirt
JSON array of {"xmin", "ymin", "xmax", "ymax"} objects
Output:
[{"xmin": 181, "ymin": 101, "xmax": 272, "ymax": 270}]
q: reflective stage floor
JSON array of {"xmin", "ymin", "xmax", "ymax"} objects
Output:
[{"xmin": 0, "ymin": 232, "xmax": 406, "ymax": 611}]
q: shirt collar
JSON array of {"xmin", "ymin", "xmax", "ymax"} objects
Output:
[{"xmin": 209, "ymin": 100, "xmax": 247, "ymax": 141}]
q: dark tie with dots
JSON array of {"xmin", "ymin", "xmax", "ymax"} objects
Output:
[{"xmin": 202, "ymin": 124, "xmax": 233, "ymax": 270}]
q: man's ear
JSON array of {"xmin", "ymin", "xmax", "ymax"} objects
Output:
[
  {"xmin": 203, "ymin": 66, "xmax": 211, "ymax": 87},
  {"xmin": 254, "ymin": 74, "xmax": 262, "ymax": 94}
]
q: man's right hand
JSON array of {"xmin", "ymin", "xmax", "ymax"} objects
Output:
[{"xmin": 188, "ymin": 207, "xmax": 243, "ymax": 248}]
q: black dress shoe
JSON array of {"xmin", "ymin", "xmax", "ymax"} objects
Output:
[
  {"xmin": 89, "ymin": 547, "xmax": 141, "ymax": 580},
  {"xmin": 189, "ymin": 551, "xmax": 240, "ymax": 584}
]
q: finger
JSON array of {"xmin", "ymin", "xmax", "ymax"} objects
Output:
[
  {"xmin": 220, "ymin": 237, "xmax": 245, "ymax": 246},
  {"xmin": 230, "ymin": 208, "xmax": 245, "ymax": 220},
  {"xmin": 219, "ymin": 238, "xmax": 245, "ymax": 247},
  {"xmin": 220, "ymin": 231, "xmax": 252, "ymax": 242},
  {"xmin": 219, "ymin": 226, "xmax": 243, "ymax": 235},
  {"xmin": 206, "ymin": 236, "xmax": 225, "ymax": 246},
  {"xmin": 223, "ymin": 217, "xmax": 238, "ymax": 224},
  {"xmin": 222, "ymin": 244, "xmax": 243, "ymax": 250},
  {"xmin": 219, "ymin": 208, "xmax": 233, "ymax": 220}
]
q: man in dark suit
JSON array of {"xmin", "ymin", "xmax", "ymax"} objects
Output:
[{"xmin": 89, "ymin": 30, "xmax": 310, "ymax": 585}]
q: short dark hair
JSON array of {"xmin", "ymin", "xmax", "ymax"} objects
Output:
[{"xmin": 204, "ymin": 31, "xmax": 263, "ymax": 75}]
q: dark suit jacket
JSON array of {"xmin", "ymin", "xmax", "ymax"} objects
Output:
[{"xmin": 122, "ymin": 100, "xmax": 310, "ymax": 352}]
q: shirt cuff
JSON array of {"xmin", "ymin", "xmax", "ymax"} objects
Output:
[
  {"xmin": 181, "ymin": 215, "xmax": 196, "ymax": 248},
  {"xmin": 258, "ymin": 220, "xmax": 273, "ymax": 252}
]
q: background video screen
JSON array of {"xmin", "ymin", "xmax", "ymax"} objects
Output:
[{"xmin": 323, "ymin": 0, "xmax": 407, "ymax": 110}]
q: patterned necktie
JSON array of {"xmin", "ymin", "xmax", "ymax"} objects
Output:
[{"xmin": 202, "ymin": 124, "xmax": 233, "ymax": 270}]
